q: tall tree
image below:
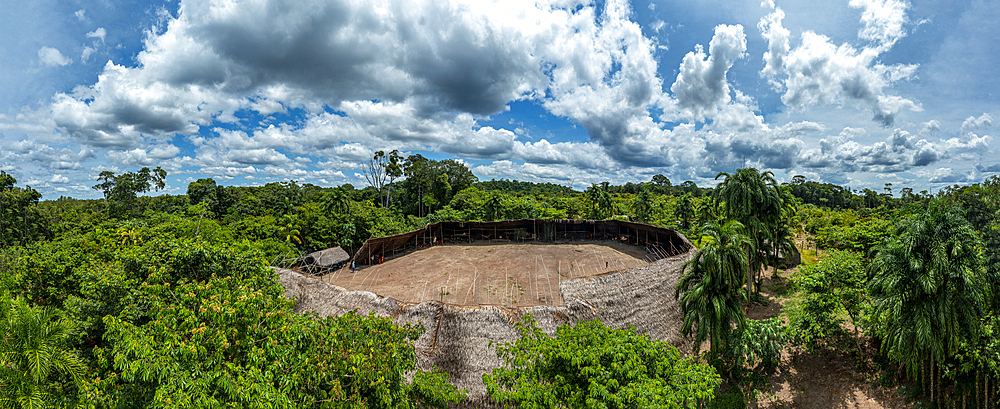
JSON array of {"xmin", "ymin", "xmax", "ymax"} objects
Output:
[
  {"xmin": 630, "ymin": 185, "xmax": 654, "ymax": 223},
  {"xmin": 91, "ymin": 167, "xmax": 167, "ymax": 219},
  {"xmin": 398, "ymin": 155, "xmax": 477, "ymax": 217},
  {"xmin": 585, "ymin": 182, "xmax": 614, "ymax": 220},
  {"xmin": 484, "ymin": 190, "xmax": 508, "ymax": 221},
  {"xmin": 674, "ymin": 220, "xmax": 750, "ymax": 365},
  {"xmin": 714, "ymin": 168, "xmax": 785, "ymax": 297},
  {"xmin": 868, "ymin": 201, "xmax": 987, "ymax": 402},
  {"xmin": 186, "ymin": 177, "xmax": 233, "ymax": 216},
  {"xmin": 318, "ymin": 188, "xmax": 351, "ymax": 215},
  {"xmin": 362, "ymin": 150, "xmax": 403, "ymax": 208},
  {"xmin": 0, "ymin": 172, "xmax": 46, "ymax": 246},
  {"xmin": 675, "ymin": 193, "xmax": 695, "ymax": 231}
]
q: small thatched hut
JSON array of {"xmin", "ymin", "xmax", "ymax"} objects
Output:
[{"xmin": 302, "ymin": 246, "xmax": 350, "ymax": 275}]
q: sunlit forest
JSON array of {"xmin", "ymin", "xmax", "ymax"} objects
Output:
[{"xmin": 2, "ymin": 156, "xmax": 998, "ymax": 408}]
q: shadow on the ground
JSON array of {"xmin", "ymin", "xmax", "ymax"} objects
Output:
[{"xmin": 748, "ymin": 265, "xmax": 911, "ymax": 409}]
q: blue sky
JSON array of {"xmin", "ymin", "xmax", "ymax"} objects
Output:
[{"xmin": 1, "ymin": 0, "xmax": 997, "ymax": 198}]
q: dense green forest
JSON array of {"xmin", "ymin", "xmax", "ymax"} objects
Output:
[{"xmin": 2, "ymin": 156, "xmax": 999, "ymax": 408}]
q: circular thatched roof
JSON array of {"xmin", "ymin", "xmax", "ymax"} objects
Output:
[{"xmin": 274, "ymin": 244, "xmax": 695, "ymax": 407}]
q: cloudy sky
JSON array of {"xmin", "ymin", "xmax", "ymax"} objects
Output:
[{"xmin": 1, "ymin": 0, "xmax": 997, "ymax": 198}]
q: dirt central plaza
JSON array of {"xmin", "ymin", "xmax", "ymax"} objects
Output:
[{"xmin": 321, "ymin": 241, "xmax": 652, "ymax": 307}]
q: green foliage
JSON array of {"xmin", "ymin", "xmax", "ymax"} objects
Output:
[
  {"xmin": 255, "ymin": 181, "xmax": 305, "ymax": 217},
  {"xmin": 815, "ymin": 217, "xmax": 893, "ymax": 253},
  {"xmin": 0, "ymin": 293, "xmax": 86, "ymax": 408},
  {"xmin": 408, "ymin": 370, "xmax": 468, "ymax": 408},
  {"xmin": 91, "ymin": 275, "xmax": 463, "ymax": 408},
  {"xmin": 4, "ymin": 234, "xmax": 111, "ymax": 307},
  {"xmin": 484, "ymin": 190, "xmax": 507, "ymax": 221},
  {"xmin": 727, "ymin": 318, "xmax": 786, "ymax": 374},
  {"xmin": 785, "ymin": 292, "xmax": 846, "ymax": 352},
  {"xmin": 784, "ymin": 175, "xmax": 865, "ymax": 209},
  {"xmin": 675, "ymin": 193, "xmax": 695, "ymax": 231},
  {"xmin": 17, "ymin": 167, "xmax": 1000, "ymax": 408},
  {"xmin": 714, "ymin": 168, "xmax": 793, "ymax": 296},
  {"xmin": 476, "ymin": 179, "xmax": 573, "ymax": 196},
  {"xmin": 585, "ymin": 182, "xmax": 615, "ymax": 220},
  {"xmin": 675, "ymin": 220, "xmax": 750, "ymax": 362},
  {"xmin": 362, "ymin": 149, "xmax": 404, "ymax": 208},
  {"xmin": 92, "ymin": 167, "xmax": 167, "ymax": 219},
  {"xmin": 186, "ymin": 178, "xmax": 233, "ymax": 216},
  {"xmin": 705, "ymin": 387, "xmax": 745, "ymax": 409},
  {"xmin": 630, "ymin": 186, "xmax": 654, "ymax": 223},
  {"xmin": 6, "ymin": 220, "xmax": 463, "ymax": 408},
  {"xmin": 225, "ymin": 190, "xmax": 265, "ymax": 219},
  {"xmin": 484, "ymin": 316, "xmax": 721, "ymax": 408},
  {"xmin": 786, "ymin": 250, "xmax": 867, "ymax": 352},
  {"xmin": 397, "ymin": 154, "xmax": 477, "ymax": 216},
  {"xmin": 868, "ymin": 200, "xmax": 986, "ymax": 377},
  {"xmin": 0, "ymin": 171, "xmax": 48, "ymax": 247}
]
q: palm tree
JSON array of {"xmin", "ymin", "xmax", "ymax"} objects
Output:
[
  {"xmin": 675, "ymin": 193, "xmax": 695, "ymax": 231},
  {"xmin": 319, "ymin": 189, "xmax": 351, "ymax": 215},
  {"xmin": 630, "ymin": 186, "xmax": 654, "ymax": 223},
  {"xmin": 868, "ymin": 201, "xmax": 986, "ymax": 403},
  {"xmin": 585, "ymin": 183, "xmax": 614, "ymax": 220},
  {"xmin": 714, "ymin": 168, "xmax": 785, "ymax": 297},
  {"xmin": 0, "ymin": 294, "xmax": 86, "ymax": 408},
  {"xmin": 484, "ymin": 190, "xmax": 507, "ymax": 221},
  {"xmin": 277, "ymin": 216, "xmax": 302, "ymax": 246},
  {"xmin": 674, "ymin": 220, "xmax": 751, "ymax": 364},
  {"xmin": 768, "ymin": 218, "xmax": 796, "ymax": 275}
]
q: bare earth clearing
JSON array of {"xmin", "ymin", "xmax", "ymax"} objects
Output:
[
  {"xmin": 321, "ymin": 241, "xmax": 650, "ymax": 307},
  {"xmin": 746, "ymin": 240, "xmax": 912, "ymax": 409}
]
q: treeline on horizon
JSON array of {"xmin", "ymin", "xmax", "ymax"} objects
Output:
[
  {"xmin": 2, "ymin": 155, "xmax": 1000, "ymax": 408},
  {"xmin": 3, "ymin": 153, "xmax": 990, "ymax": 254}
]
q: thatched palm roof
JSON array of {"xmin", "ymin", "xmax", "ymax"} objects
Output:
[
  {"xmin": 303, "ymin": 246, "xmax": 350, "ymax": 269},
  {"xmin": 274, "ymin": 239, "xmax": 695, "ymax": 408},
  {"xmin": 352, "ymin": 219, "xmax": 690, "ymax": 262}
]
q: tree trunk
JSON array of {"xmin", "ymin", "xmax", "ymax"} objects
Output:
[{"xmin": 922, "ymin": 359, "xmax": 926, "ymax": 398}]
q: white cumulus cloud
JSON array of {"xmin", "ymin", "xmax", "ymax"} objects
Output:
[
  {"xmin": 86, "ymin": 27, "xmax": 106, "ymax": 42},
  {"xmin": 38, "ymin": 47, "xmax": 71, "ymax": 67},
  {"xmin": 961, "ymin": 113, "xmax": 992, "ymax": 133},
  {"xmin": 849, "ymin": 0, "xmax": 910, "ymax": 50},
  {"xmin": 670, "ymin": 24, "xmax": 746, "ymax": 122},
  {"xmin": 758, "ymin": 8, "xmax": 789, "ymax": 80}
]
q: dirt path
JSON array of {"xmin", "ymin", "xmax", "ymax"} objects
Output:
[
  {"xmin": 321, "ymin": 241, "xmax": 651, "ymax": 307},
  {"xmin": 747, "ymin": 265, "xmax": 912, "ymax": 409}
]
